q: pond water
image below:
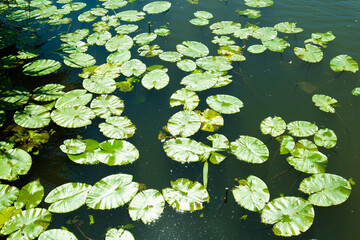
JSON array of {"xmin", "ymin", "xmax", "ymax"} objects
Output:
[{"xmin": 2, "ymin": 0, "xmax": 360, "ymax": 239}]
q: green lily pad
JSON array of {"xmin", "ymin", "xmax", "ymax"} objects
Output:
[
  {"xmin": 14, "ymin": 179, "xmax": 44, "ymax": 210},
  {"xmin": 55, "ymin": 89, "xmax": 92, "ymax": 108},
  {"xmin": 99, "ymin": 116, "xmax": 136, "ymax": 139},
  {"xmin": 86, "ymin": 173, "xmax": 139, "ymax": 210},
  {"xmin": 163, "ymin": 138, "xmax": 205, "ymax": 163},
  {"xmin": 0, "ymin": 110, "xmax": 5, "ymax": 127},
  {"xmin": 352, "ymin": 87, "xmax": 360, "ymax": 96},
  {"xmin": 248, "ymin": 44, "xmax": 267, "ymax": 54},
  {"xmin": 314, "ymin": 128, "xmax": 337, "ymax": 149},
  {"xmin": 194, "ymin": 11, "xmax": 213, "ymax": 19},
  {"xmin": 116, "ymin": 10, "xmax": 145, "ymax": 22},
  {"xmin": 196, "ymin": 108, "xmax": 224, "ymax": 132},
  {"xmin": 180, "ymin": 72, "xmax": 218, "ymax": 91},
  {"xmin": 170, "ymin": 88, "xmax": 199, "ymax": 110},
  {"xmin": 142, "ymin": 69, "xmax": 169, "ymax": 90},
  {"xmin": 274, "ymin": 22, "xmax": 303, "ymax": 33},
  {"xmin": 78, "ymin": 11, "xmax": 97, "ymax": 22},
  {"xmin": 176, "ymin": 41, "xmax": 209, "ymax": 58},
  {"xmin": 233, "ymin": 175, "xmax": 270, "ymax": 212},
  {"xmin": 206, "ymin": 94, "xmax": 244, "ymax": 114},
  {"xmin": 0, "ymin": 184, "xmax": 19, "ymax": 211},
  {"xmin": 236, "ymin": 9, "xmax": 261, "ymax": 19},
  {"xmin": 312, "ymin": 94, "xmax": 337, "ymax": 113},
  {"xmin": 23, "ymin": 59, "xmax": 61, "ymax": 76},
  {"xmin": 13, "ymin": 105, "xmax": 51, "ymax": 129},
  {"xmin": 262, "ymin": 37, "xmax": 290, "ymax": 52},
  {"xmin": 230, "ymin": 136, "xmax": 269, "ymax": 164},
  {"xmin": 0, "ymin": 207, "xmax": 22, "ymax": 230},
  {"xmin": 60, "ymin": 139, "xmax": 87, "ymax": 154},
  {"xmin": 105, "ymin": 228, "xmax": 134, "ymax": 240},
  {"xmin": 64, "ymin": 53, "xmax": 96, "ymax": 68},
  {"xmin": 120, "ymin": 59, "xmax": 146, "ymax": 77},
  {"xmin": 253, "ymin": 27, "xmax": 277, "ymax": 41},
  {"xmin": 129, "ymin": 189, "xmax": 165, "ymax": 224},
  {"xmin": 287, "ymin": 121, "xmax": 318, "ymax": 137},
  {"xmin": 260, "ymin": 116, "xmax": 286, "ymax": 137},
  {"xmin": 159, "ymin": 51, "xmax": 183, "ymax": 62},
  {"xmin": 0, "ymin": 148, "xmax": 32, "ymax": 181},
  {"xmin": 212, "ymin": 36, "xmax": 235, "ymax": 46},
  {"xmin": 89, "ymin": 7, "xmax": 108, "ymax": 16},
  {"xmin": 107, "ymin": 50, "xmax": 131, "ymax": 65},
  {"xmin": 167, "ymin": 110, "xmax": 201, "ymax": 137},
  {"xmin": 218, "ymin": 45, "xmax": 246, "ymax": 61},
  {"xmin": 90, "ymin": 95, "xmax": 124, "ymax": 119},
  {"xmin": 210, "ymin": 21, "xmax": 242, "ymax": 35},
  {"xmin": 32, "ymin": 84, "xmax": 65, "ymax": 102},
  {"xmin": 0, "ymin": 87, "xmax": 30, "ymax": 110},
  {"xmin": 143, "ymin": 1, "xmax": 171, "ymax": 14},
  {"xmin": 299, "ymin": 173, "xmax": 351, "ymax": 207},
  {"xmin": 45, "ymin": 182, "xmax": 91, "ymax": 213},
  {"xmin": 133, "ymin": 33, "xmax": 157, "ymax": 45},
  {"xmin": 0, "ymin": 208, "xmax": 51, "ymax": 239},
  {"xmin": 245, "ymin": 0, "xmax": 273, "ymax": 8},
  {"xmin": 176, "ymin": 59, "xmax": 197, "ymax": 72},
  {"xmin": 330, "ymin": 54, "xmax": 359, "ymax": 73},
  {"xmin": 96, "ymin": 139, "xmax": 139, "ymax": 166},
  {"xmin": 105, "ymin": 35, "xmax": 133, "ymax": 52},
  {"xmin": 162, "ymin": 178, "xmax": 209, "ymax": 211},
  {"xmin": 39, "ymin": 229, "xmax": 78, "ymax": 240},
  {"xmin": 67, "ymin": 139, "xmax": 101, "ymax": 165},
  {"xmin": 287, "ymin": 151, "xmax": 328, "ymax": 174},
  {"xmin": 154, "ymin": 28, "xmax": 171, "ymax": 36},
  {"xmin": 115, "ymin": 24, "xmax": 139, "ymax": 34},
  {"xmin": 87, "ymin": 31, "xmax": 112, "ymax": 46},
  {"xmin": 196, "ymin": 56, "xmax": 232, "ymax": 71},
  {"xmin": 138, "ymin": 45, "xmax": 163, "ymax": 57},
  {"xmin": 207, "ymin": 134, "xmax": 229, "ymax": 150},
  {"xmin": 276, "ymin": 135, "xmax": 295, "ymax": 155},
  {"xmin": 294, "ymin": 44, "xmax": 323, "ymax": 63},
  {"xmin": 261, "ymin": 197, "xmax": 314, "ymax": 237},
  {"xmin": 83, "ymin": 76, "xmax": 116, "ymax": 94},
  {"xmin": 103, "ymin": 0, "xmax": 128, "ymax": 10},
  {"xmin": 51, "ymin": 105, "xmax": 95, "ymax": 128},
  {"xmin": 93, "ymin": 63, "xmax": 121, "ymax": 79},
  {"xmin": 290, "ymin": 139, "xmax": 318, "ymax": 157},
  {"xmin": 190, "ymin": 18, "xmax": 209, "ymax": 26},
  {"xmin": 304, "ymin": 31, "xmax": 335, "ymax": 47}
]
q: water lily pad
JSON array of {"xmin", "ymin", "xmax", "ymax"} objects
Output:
[
  {"xmin": 262, "ymin": 37, "xmax": 290, "ymax": 52},
  {"xmin": 14, "ymin": 179, "xmax": 44, "ymax": 210},
  {"xmin": 96, "ymin": 139, "xmax": 139, "ymax": 166},
  {"xmin": 330, "ymin": 54, "xmax": 359, "ymax": 73},
  {"xmin": 299, "ymin": 173, "xmax": 351, "ymax": 207},
  {"xmin": 87, "ymin": 31, "xmax": 112, "ymax": 46},
  {"xmin": 142, "ymin": 69, "xmax": 169, "ymax": 90},
  {"xmin": 93, "ymin": 63, "xmax": 121, "ymax": 79},
  {"xmin": 170, "ymin": 88, "xmax": 199, "ymax": 110},
  {"xmin": 105, "ymin": 228, "xmax": 134, "ymax": 240},
  {"xmin": 67, "ymin": 139, "xmax": 101, "ymax": 165},
  {"xmin": 45, "ymin": 182, "xmax": 91, "ymax": 213},
  {"xmin": 13, "ymin": 105, "xmax": 51, "ymax": 129},
  {"xmin": 247, "ymin": 44, "xmax": 267, "ymax": 54},
  {"xmin": 237, "ymin": 9, "xmax": 261, "ymax": 19},
  {"xmin": 23, "ymin": 59, "xmax": 61, "ymax": 76},
  {"xmin": 294, "ymin": 44, "xmax": 323, "ymax": 63},
  {"xmin": 103, "ymin": 0, "xmax": 128, "ymax": 10},
  {"xmin": 129, "ymin": 189, "xmax": 165, "ymax": 224},
  {"xmin": 0, "ymin": 148, "xmax": 32, "ymax": 181},
  {"xmin": 352, "ymin": 87, "xmax": 360, "ymax": 96},
  {"xmin": 180, "ymin": 72, "xmax": 218, "ymax": 91},
  {"xmin": 197, "ymin": 108, "xmax": 224, "ymax": 132},
  {"xmin": 154, "ymin": 28, "xmax": 170, "ymax": 36},
  {"xmin": 0, "ymin": 184, "xmax": 19, "ymax": 211},
  {"xmin": 287, "ymin": 151, "xmax": 327, "ymax": 174},
  {"xmin": 233, "ymin": 175, "xmax": 270, "ymax": 212},
  {"xmin": 190, "ymin": 18, "xmax": 209, "ymax": 26},
  {"xmin": 107, "ymin": 50, "xmax": 131, "ymax": 65},
  {"xmin": 159, "ymin": 51, "xmax": 183, "ymax": 62},
  {"xmin": 143, "ymin": 1, "xmax": 171, "ymax": 14},
  {"xmin": 90, "ymin": 95, "xmax": 124, "ymax": 119},
  {"xmin": 99, "ymin": 116, "xmax": 136, "ymax": 139},
  {"xmin": 176, "ymin": 41, "xmax": 209, "ymax": 58},
  {"xmin": 207, "ymin": 134, "xmax": 229, "ymax": 150},
  {"xmin": 212, "ymin": 36, "xmax": 235, "ymax": 46},
  {"xmin": 116, "ymin": 10, "xmax": 145, "ymax": 22},
  {"xmin": 194, "ymin": 11, "xmax": 213, "ymax": 19},
  {"xmin": 51, "ymin": 105, "xmax": 95, "ymax": 128},
  {"xmin": 312, "ymin": 94, "xmax": 337, "ymax": 113},
  {"xmin": 39, "ymin": 229, "xmax": 78, "ymax": 240},
  {"xmin": 177, "ymin": 59, "xmax": 197, "ymax": 72},
  {"xmin": 230, "ymin": 136, "xmax": 269, "ymax": 164},
  {"xmin": 253, "ymin": 27, "xmax": 277, "ymax": 41},
  {"xmin": 196, "ymin": 56, "xmax": 232, "ymax": 71},
  {"xmin": 83, "ymin": 76, "xmax": 116, "ymax": 94},
  {"xmin": 276, "ymin": 135, "xmax": 295, "ymax": 155},
  {"xmin": 64, "ymin": 53, "xmax": 96, "ymax": 68},
  {"xmin": 162, "ymin": 178, "xmax": 209, "ymax": 211},
  {"xmin": 167, "ymin": 110, "xmax": 201, "ymax": 137},
  {"xmin": 260, "ymin": 116, "xmax": 286, "ymax": 137},
  {"xmin": 86, "ymin": 173, "xmax": 139, "ymax": 210},
  {"xmin": 32, "ymin": 84, "xmax": 65, "ymax": 102},
  {"xmin": 163, "ymin": 138, "xmax": 205, "ymax": 163},
  {"xmin": 115, "ymin": 24, "xmax": 139, "ymax": 34},
  {"xmin": 0, "ymin": 207, "xmax": 22, "ymax": 230},
  {"xmin": 78, "ymin": 11, "xmax": 97, "ymax": 22},
  {"xmin": 105, "ymin": 35, "xmax": 133, "ymax": 52},
  {"xmin": 120, "ymin": 59, "xmax": 146, "ymax": 77},
  {"xmin": 133, "ymin": 33, "xmax": 157, "ymax": 45},
  {"xmin": 261, "ymin": 197, "xmax": 314, "ymax": 237},
  {"xmin": 287, "ymin": 121, "xmax": 318, "ymax": 137},
  {"xmin": 218, "ymin": 45, "xmax": 245, "ymax": 61},
  {"xmin": 0, "ymin": 87, "xmax": 30, "ymax": 110},
  {"xmin": 206, "ymin": 94, "xmax": 243, "ymax": 114},
  {"xmin": 55, "ymin": 89, "xmax": 92, "ymax": 108},
  {"xmin": 274, "ymin": 22, "xmax": 303, "ymax": 34},
  {"xmin": 210, "ymin": 21, "xmax": 242, "ymax": 35},
  {"xmin": 60, "ymin": 139, "xmax": 87, "ymax": 154},
  {"xmin": 245, "ymin": 0, "xmax": 273, "ymax": 8},
  {"xmin": 290, "ymin": 139, "xmax": 318, "ymax": 157},
  {"xmin": 304, "ymin": 31, "xmax": 335, "ymax": 47},
  {"xmin": 138, "ymin": 45, "xmax": 163, "ymax": 57},
  {"xmin": 314, "ymin": 128, "xmax": 337, "ymax": 149}
]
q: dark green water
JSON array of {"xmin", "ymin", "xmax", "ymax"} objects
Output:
[{"xmin": 6, "ymin": 0, "xmax": 360, "ymax": 239}]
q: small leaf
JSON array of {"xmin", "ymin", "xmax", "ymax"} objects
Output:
[
  {"xmin": 312, "ymin": 94, "xmax": 337, "ymax": 113},
  {"xmin": 14, "ymin": 179, "xmax": 44, "ymax": 209},
  {"xmin": 167, "ymin": 110, "xmax": 201, "ymax": 137},
  {"xmin": 260, "ymin": 116, "xmax": 286, "ymax": 137},
  {"xmin": 330, "ymin": 54, "xmax": 359, "ymax": 73}
]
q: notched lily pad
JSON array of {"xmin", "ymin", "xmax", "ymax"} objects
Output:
[
  {"xmin": 99, "ymin": 116, "xmax": 136, "ymax": 139},
  {"xmin": 23, "ymin": 59, "xmax": 61, "ymax": 76},
  {"xmin": 60, "ymin": 139, "xmax": 87, "ymax": 154},
  {"xmin": 330, "ymin": 54, "xmax": 359, "ymax": 73},
  {"xmin": 167, "ymin": 110, "xmax": 201, "ymax": 137},
  {"xmin": 230, "ymin": 136, "xmax": 269, "ymax": 164},
  {"xmin": 206, "ymin": 94, "xmax": 243, "ymax": 114},
  {"xmin": 312, "ymin": 94, "xmax": 337, "ymax": 113}
]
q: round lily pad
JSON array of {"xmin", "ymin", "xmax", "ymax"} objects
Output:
[
  {"xmin": 83, "ymin": 75, "xmax": 116, "ymax": 94},
  {"xmin": 176, "ymin": 59, "xmax": 197, "ymax": 72},
  {"xmin": 39, "ymin": 229, "xmax": 78, "ymax": 240},
  {"xmin": 287, "ymin": 121, "xmax": 318, "ymax": 137},
  {"xmin": 60, "ymin": 139, "xmax": 87, "ymax": 154},
  {"xmin": 143, "ymin": 1, "xmax": 171, "ymax": 14},
  {"xmin": 120, "ymin": 59, "xmax": 146, "ymax": 77},
  {"xmin": 180, "ymin": 72, "xmax": 217, "ymax": 91},
  {"xmin": 106, "ymin": 228, "xmax": 134, "ymax": 240},
  {"xmin": 51, "ymin": 105, "xmax": 95, "ymax": 128},
  {"xmin": 312, "ymin": 94, "xmax": 337, "ymax": 113},
  {"xmin": 32, "ymin": 84, "xmax": 65, "ymax": 102},
  {"xmin": 14, "ymin": 105, "xmax": 50, "ymax": 129},
  {"xmin": 294, "ymin": 44, "xmax": 323, "ymax": 63},
  {"xmin": 314, "ymin": 128, "xmax": 337, "ymax": 149},
  {"xmin": 167, "ymin": 110, "xmax": 201, "ymax": 137},
  {"xmin": 90, "ymin": 95, "xmax": 124, "ymax": 119},
  {"xmin": 64, "ymin": 53, "xmax": 96, "ymax": 68},
  {"xmin": 99, "ymin": 116, "xmax": 136, "ymax": 139},
  {"xmin": 55, "ymin": 89, "xmax": 92, "ymax": 108},
  {"xmin": 196, "ymin": 56, "xmax": 233, "ymax": 72},
  {"xmin": 176, "ymin": 41, "xmax": 209, "ymax": 58},
  {"xmin": 96, "ymin": 139, "xmax": 139, "ymax": 166},
  {"xmin": 142, "ymin": 69, "xmax": 169, "ymax": 90},
  {"xmin": 330, "ymin": 54, "xmax": 359, "ymax": 73},
  {"xmin": 260, "ymin": 116, "xmax": 286, "ymax": 137},
  {"xmin": 163, "ymin": 138, "xmax": 206, "ymax": 163},
  {"xmin": 23, "ymin": 59, "xmax": 61, "ymax": 76},
  {"xmin": 230, "ymin": 135, "xmax": 269, "ymax": 164},
  {"xmin": 159, "ymin": 51, "xmax": 183, "ymax": 62},
  {"xmin": 206, "ymin": 94, "xmax": 244, "ymax": 114},
  {"xmin": 170, "ymin": 88, "xmax": 199, "ymax": 110}
]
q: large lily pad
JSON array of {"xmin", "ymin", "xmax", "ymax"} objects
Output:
[
  {"xmin": 99, "ymin": 116, "xmax": 136, "ymax": 139},
  {"xmin": 96, "ymin": 139, "xmax": 139, "ymax": 166},
  {"xmin": 294, "ymin": 44, "xmax": 323, "ymax": 63},
  {"xmin": 0, "ymin": 184, "xmax": 19, "ymax": 211},
  {"xmin": 260, "ymin": 116, "xmax": 286, "ymax": 137},
  {"xmin": 107, "ymin": 50, "xmax": 131, "ymax": 65},
  {"xmin": 253, "ymin": 27, "xmax": 277, "ymax": 41},
  {"xmin": 23, "ymin": 59, "xmax": 61, "ymax": 76},
  {"xmin": 105, "ymin": 35, "xmax": 133, "ymax": 52},
  {"xmin": 51, "ymin": 105, "xmax": 95, "ymax": 128},
  {"xmin": 180, "ymin": 72, "xmax": 218, "ymax": 91},
  {"xmin": 232, "ymin": 175, "xmax": 270, "ymax": 212},
  {"xmin": 0, "ymin": 148, "xmax": 32, "ymax": 181},
  {"xmin": 196, "ymin": 56, "xmax": 233, "ymax": 72},
  {"xmin": 206, "ymin": 94, "xmax": 243, "ymax": 114},
  {"xmin": 142, "ymin": 69, "xmax": 169, "ymax": 90},
  {"xmin": 86, "ymin": 173, "xmax": 139, "ymax": 210},
  {"xmin": 170, "ymin": 88, "xmax": 199, "ymax": 110},
  {"xmin": 90, "ymin": 95, "xmax": 124, "ymax": 119},
  {"xmin": 261, "ymin": 197, "xmax": 314, "ymax": 237},
  {"xmin": 39, "ymin": 229, "xmax": 78, "ymax": 240},
  {"xmin": 163, "ymin": 138, "xmax": 205, "ymax": 163},
  {"xmin": 176, "ymin": 41, "xmax": 209, "ymax": 58},
  {"xmin": 329, "ymin": 54, "xmax": 359, "ymax": 73},
  {"xmin": 312, "ymin": 94, "xmax": 337, "ymax": 113},
  {"xmin": 143, "ymin": 1, "xmax": 171, "ymax": 14},
  {"xmin": 287, "ymin": 121, "xmax": 318, "ymax": 137},
  {"xmin": 314, "ymin": 128, "xmax": 337, "ymax": 149},
  {"xmin": 116, "ymin": 10, "xmax": 145, "ymax": 22},
  {"xmin": 0, "ymin": 208, "xmax": 51, "ymax": 239},
  {"xmin": 230, "ymin": 136, "xmax": 269, "ymax": 164},
  {"xmin": 245, "ymin": 0, "xmax": 274, "ymax": 8},
  {"xmin": 299, "ymin": 173, "xmax": 351, "ymax": 207},
  {"xmin": 128, "ymin": 189, "xmax": 165, "ymax": 224},
  {"xmin": 209, "ymin": 21, "xmax": 241, "ymax": 35},
  {"xmin": 287, "ymin": 151, "xmax": 328, "ymax": 174},
  {"xmin": 67, "ymin": 139, "xmax": 101, "ymax": 165},
  {"xmin": 55, "ymin": 89, "xmax": 92, "ymax": 108},
  {"xmin": 64, "ymin": 53, "xmax": 96, "ymax": 68},
  {"xmin": 13, "ymin": 105, "xmax": 51, "ymax": 129},
  {"xmin": 32, "ymin": 84, "xmax": 65, "ymax": 102},
  {"xmin": 167, "ymin": 110, "xmax": 201, "ymax": 137},
  {"xmin": 162, "ymin": 178, "xmax": 209, "ymax": 211},
  {"xmin": 274, "ymin": 22, "xmax": 303, "ymax": 33},
  {"xmin": 83, "ymin": 76, "xmax": 116, "ymax": 94},
  {"xmin": 120, "ymin": 59, "xmax": 146, "ymax": 77},
  {"xmin": 14, "ymin": 179, "xmax": 44, "ymax": 210},
  {"xmin": 45, "ymin": 182, "xmax": 91, "ymax": 213}
]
